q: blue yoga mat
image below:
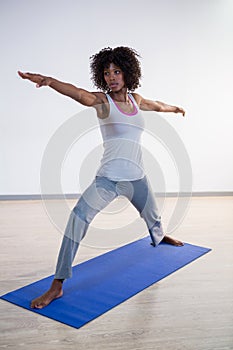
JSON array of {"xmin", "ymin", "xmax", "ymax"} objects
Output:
[{"xmin": 1, "ymin": 237, "xmax": 211, "ymax": 329}]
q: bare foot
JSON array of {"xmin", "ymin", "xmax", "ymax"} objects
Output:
[
  {"xmin": 30, "ymin": 279, "xmax": 63, "ymax": 309},
  {"xmin": 162, "ymin": 235, "xmax": 184, "ymax": 246}
]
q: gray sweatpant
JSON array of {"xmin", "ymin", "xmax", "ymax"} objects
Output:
[{"xmin": 54, "ymin": 176, "xmax": 164, "ymax": 280}]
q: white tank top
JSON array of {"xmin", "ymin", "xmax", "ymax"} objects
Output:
[{"xmin": 96, "ymin": 93, "xmax": 145, "ymax": 181}]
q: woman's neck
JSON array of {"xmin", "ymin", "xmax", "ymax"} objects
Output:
[{"xmin": 109, "ymin": 88, "xmax": 130, "ymax": 103}]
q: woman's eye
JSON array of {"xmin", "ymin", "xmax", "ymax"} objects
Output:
[
  {"xmin": 115, "ymin": 70, "xmax": 120, "ymax": 74},
  {"xmin": 104, "ymin": 72, "xmax": 109, "ymax": 76}
]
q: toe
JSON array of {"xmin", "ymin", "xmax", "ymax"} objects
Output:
[{"xmin": 31, "ymin": 298, "xmax": 43, "ymax": 309}]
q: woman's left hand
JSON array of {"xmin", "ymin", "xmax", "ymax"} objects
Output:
[{"xmin": 175, "ymin": 106, "xmax": 185, "ymax": 117}]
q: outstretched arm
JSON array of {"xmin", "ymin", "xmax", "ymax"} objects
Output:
[
  {"xmin": 18, "ymin": 71, "xmax": 102, "ymax": 107},
  {"xmin": 133, "ymin": 93, "xmax": 185, "ymax": 117}
]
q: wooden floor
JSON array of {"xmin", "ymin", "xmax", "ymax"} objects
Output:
[{"xmin": 0, "ymin": 197, "xmax": 233, "ymax": 350}]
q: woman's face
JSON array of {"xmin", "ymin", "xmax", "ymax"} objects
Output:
[{"xmin": 104, "ymin": 63, "xmax": 125, "ymax": 91}]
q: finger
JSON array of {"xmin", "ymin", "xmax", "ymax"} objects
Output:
[
  {"xmin": 18, "ymin": 71, "xmax": 34, "ymax": 80},
  {"xmin": 18, "ymin": 71, "xmax": 28, "ymax": 79}
]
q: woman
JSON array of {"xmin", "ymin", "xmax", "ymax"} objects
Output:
[{"xmin": 18, "ymin": 46, "xmax": 185, "ymax": 309}]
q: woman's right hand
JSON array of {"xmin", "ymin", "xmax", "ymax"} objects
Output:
[
  {"xmin": 17, "ymin": 71, "xmax": 103, "ymax": 108},
  {"xmin": 18, "ymin": 71, "xmax": 52, "ymax": 88}
]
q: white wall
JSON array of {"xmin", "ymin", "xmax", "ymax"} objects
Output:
[{"xmin": 1, "ymin": 0, "xmax": 233, "ymax": 195}]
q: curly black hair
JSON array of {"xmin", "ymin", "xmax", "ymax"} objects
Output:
[{"xmin": 90, "ymin": 46, "xmax": 142, "ymax": 92}]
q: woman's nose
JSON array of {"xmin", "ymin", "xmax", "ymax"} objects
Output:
[{"xmin": 109, "ymin": 73, "xmax": 115, "ymax": 80}]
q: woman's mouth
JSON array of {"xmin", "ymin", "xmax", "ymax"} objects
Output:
[{"xmin": 109, "ymin": 83, "xmax": 118, "ymax": 88}]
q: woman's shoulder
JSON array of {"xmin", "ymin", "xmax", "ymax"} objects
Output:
[
  {"xmin": 131, "ymin": 92, "xmax": 142, "ymax": 103},
  {"xmin": 131, "ymin": 92, "xmax": 143, "ymax": 107},
  {"xmin": 92, "ymin": 91, "xmax": 108, "ymax": 104}
]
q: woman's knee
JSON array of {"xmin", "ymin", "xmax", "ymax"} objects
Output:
[{"xmin": 73, "ymin": 198, "xmax": 96, "ymax": 224}]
